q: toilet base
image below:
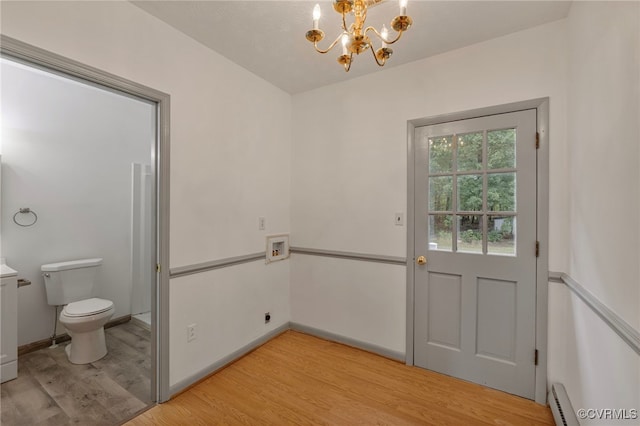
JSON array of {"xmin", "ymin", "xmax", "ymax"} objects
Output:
[{"xmin": 65, "ymin": 327, "xmax": 108, "ymax": 364}]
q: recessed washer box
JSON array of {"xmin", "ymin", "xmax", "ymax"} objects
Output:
[{"xmin": 266, "ymin": 234, "xmax": 289, "ymax": 264}]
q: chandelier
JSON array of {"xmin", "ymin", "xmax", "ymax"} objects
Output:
[{"xmin": 305, "ymin": 0, "xmax": 412, "ymax": 72}]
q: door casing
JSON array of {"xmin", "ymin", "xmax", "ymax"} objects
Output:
[
  {"xmin": 0, "ymin": 35, "xmax": 172, "ymax": 403},
  {"xmin": 406, "ymin": 98, "xmax": 549, "ymax": 404}
]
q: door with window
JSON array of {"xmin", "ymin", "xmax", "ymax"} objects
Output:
[{"xmin": 413, "ymin": 109, "xmax": 537, "ymax": 399}]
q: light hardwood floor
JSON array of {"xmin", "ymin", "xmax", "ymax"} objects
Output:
[
  {"xmin": 127, "ymin": 330, "xmax": 554, "ymax": 425},
  {"xmin": 1, "ymin": 321, "xmax": 152, "ymax": 426}
]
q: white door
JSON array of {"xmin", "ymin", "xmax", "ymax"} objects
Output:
[{"xmin": 413, "ymin": 109, "xmax": 538, "ymax": 399}]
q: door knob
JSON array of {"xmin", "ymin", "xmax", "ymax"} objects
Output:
[{"xmin": 416, "ymin": 256, "xmax": 427, "ymax": 265}]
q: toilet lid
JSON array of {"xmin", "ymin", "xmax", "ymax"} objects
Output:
[{"xmin": 64, "ymin": 298, "xmax": 113, "ymax": 317}]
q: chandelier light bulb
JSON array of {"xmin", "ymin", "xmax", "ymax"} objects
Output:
[
  {"xmin": 381, "ymin": 25, "xmax": 389, "ymax": 48},
  {"xmin": 313, "ymin": 4, "xmax": 321, "ymax": 30},
  {"xmin": 399, "ymin": 0, "xmax": 408, "ymax": 16},
  {"xmin": 341, "ymin": 33, "xmax": 349, "ymax": 55}
]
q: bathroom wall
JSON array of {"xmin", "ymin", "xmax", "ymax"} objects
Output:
[
  {"xmin": 0, "ymin": 0, "xmax": 292, "ymax": 387},
  {"xmin": 0, "ymin": 58, "xmax": 155, "ymax": 346}
]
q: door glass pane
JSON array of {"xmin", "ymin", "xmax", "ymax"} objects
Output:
[
  {"xmin": 488, "ymin": 216, "xmax": 516, "ymax": 256},
  {"xmin": 487, "ymin": 173, "xmax": 516, "ymax": 212},
  {"xmin": 457, "ymin": 132, "xmax": 483, "ymax": 172},
  {"xmin": 429, "ymin": 214, "xmax": 452, "ymax": 252},
  {"xmin": 457, "ymin": 215, "xmax": 483, "ymax": 254},
  {"xmin": 429, "ymin": 136, "xmax": 453, "ymax": 173},
  {"xmin": 488, "ymin": 128, "xmax": 516, "ymax": 169},
  {"xmin": 457, "ymin": 174, "xmax": 483, "ymax": 212},
  {"xmin": 429, "ymin": 176, "xmax": 452, "ymax": 211}
]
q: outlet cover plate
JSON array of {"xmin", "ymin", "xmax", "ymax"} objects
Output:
[{"xmin": 187, "ymin": 324, "xmax": 197, "ymax": 342}]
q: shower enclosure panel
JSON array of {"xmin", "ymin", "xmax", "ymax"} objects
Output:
[{"xmin": 130, "ymin": 163, "xmax": 153, "ymax": 325}]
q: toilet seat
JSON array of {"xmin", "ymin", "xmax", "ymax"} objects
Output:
[{"xmin": 63, "ymin": 298, "xmax": 113, "ymax": 317}]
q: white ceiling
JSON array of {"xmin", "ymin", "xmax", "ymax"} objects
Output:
[{"xmin": 132, "ymin": 1, "xmax": 572, "ymax": 94}]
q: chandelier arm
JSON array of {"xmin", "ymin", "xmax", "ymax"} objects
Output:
[
  {"xmin": 313, "ymin": 33, "xmax": 346, "ymax": 54},
  {"xmin": 342, "ymin": 12, "xmax": 348, "ymax": 31},
  {"xmin": 369, "ymin": 44, "xmax": 386, "ymax": 67},
  {"xmin": 344, "ymin": 53, "xmax": 353, "ymax": 72},
  {"xmin": 364, "ymin": 25, "xmax": 404, "ymax": 45}
]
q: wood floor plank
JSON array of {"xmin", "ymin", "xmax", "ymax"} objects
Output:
[
  {"xmin": 78, "ymin": 369, "xmax": 148, "ymax": 416},
  {"xmin": 0, "ymin": 321, "xmax": 152, "ymax": 426},
  {"xmin": 92, "ymin": 327, "xmax": 153, "ymax": 404},
  {"xmin": 0, "ymin": 370, "xmax": 64, "ymax": 426},
  {"xmin": 18, "ymin": 346, "xmax": 120, "ymax": 424},
  {"xmin": 247, "ymin": 346, "xmax": 467, "ymax": 425},
  {"xmin": 278, "ymin": 332, "xmax": 551, "ymax": 424},
  {"xmin": 107, "ymin": 323, "xmax": 151, "ymax": 353},
  {"xmin": 253, "ymin": 337, "xmax": 463, "ymax": 423},
  {"xmin": 231, "ymin": 349, "xmax": 422, "ymax": 425},
  {"xmin": 126, "ymin": 331, "xmax": 554, "ymax": 425}
]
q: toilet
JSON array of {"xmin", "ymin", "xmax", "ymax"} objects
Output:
[{"xmin": 41, "ymin": 258, "xmax": 114, "ymax": 364}]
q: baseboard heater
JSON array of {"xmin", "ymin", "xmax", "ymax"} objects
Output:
[{"xmin": 549, "ymin": 383, "xmax": 580, "ymax": 426}]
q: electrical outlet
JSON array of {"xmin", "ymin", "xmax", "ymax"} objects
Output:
[
  {"xmin": 187, "ymin": 323, "xmax": 197, "ymax": 342},
  {"xmin": 395, "ymin": 213, "xmax": 404, "ymax": 226},
  {"xmin": 264, "ymin": 312, "xmax": 271, "ymax": 324},
  {"xmin": 258, "ymin": 217, "xmax": 266, "ymax": 230}
]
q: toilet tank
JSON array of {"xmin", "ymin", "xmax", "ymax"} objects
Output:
[{"xmin": 41, "ymin": 258, "xmax": 102, "ymax": 306}]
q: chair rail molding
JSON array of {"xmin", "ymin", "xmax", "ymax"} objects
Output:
[{"xmin": 549, "ymin": 271, "xmax": 640, "ymax": 356}]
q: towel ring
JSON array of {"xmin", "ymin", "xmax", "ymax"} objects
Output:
[{"xmin": 13, "ymin": 208, "xmax": 38, "ymax": 227}]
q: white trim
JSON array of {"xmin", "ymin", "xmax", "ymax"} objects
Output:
[
  {"xmin": 535, "ymin": 99, "xmax": 550, "ymax": 404},
  {"xmin": 405, "ymin": 120, "xmax": 417, "ymax": 366},
  {"xmin": 170, "ymin": 248, "xmax": 406, "ymax": 279},
  {"xmin": 549, "ymin": 271, "xmax": 640, "ymax": 355},
  {"xmin": 170, "ymin": 252, "xmax": 266, "ymax": 278},
  {"xmin": 169, "ymin": 322, "xmax": 405, "ymax": 398},
  {"xmin": 290, "ymin": 247, "xmax": 406, "ymax": 265},
  {"xmin": 290, "ymin": 322, "xmax": 406, "ymax": 362},
  {"xmin": 169, "ymin": 323, "xmax": 290, "ymax": 397}
]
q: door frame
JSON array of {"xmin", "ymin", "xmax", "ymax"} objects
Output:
[
  {"xmin": 1, "ymin": 35, "xmax": 172, "ymax": 403},
  {"xmin": 406, "ymin": 98, "xmax": 549, "ymax": 404}
]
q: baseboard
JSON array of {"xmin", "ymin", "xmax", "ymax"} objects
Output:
[
  {"xmin": 107, "ymin": 314, "xmax": 133, "ymax": 329},
  {"xmin": 18, "ymin": 314, "xmax": 132, "ymax": 356},
  {"xmin": 168, "ymin": 322, "xmax": 290, "ymax": 397},
  {"xmin": 130, "ymin": 315, "xmax": 151, "ymax": 331},
  {"xmin": 167, "ymin": 321, "xmax": 405, "ymax": 399},
  {"xmin": 549, "ymin": 383, "xmax": 579, "ymax": 426},
  {"xmin": 290, "ymin": 322, "xmax": 406, "ymax": 362},
  {"xmin": 0, "ymin": 360, "xmax": 17, "ymax": 383}
]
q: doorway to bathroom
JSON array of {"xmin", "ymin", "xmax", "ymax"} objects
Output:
[{"xmin": 0, "ymin": 35, "xmax": 170, "ymax": 422}]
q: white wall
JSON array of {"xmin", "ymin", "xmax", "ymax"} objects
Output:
[
  {"xmin": 5, "ymin": 1, "xmax": 638, "ymax": 412},
  {"xmin": 170, "ymin": 260, "xmax": 290, "ymax": 384},
  {"xmin": 290, "ymin": 255, "xmax": 406, "ymax": 354},
  {"xmin": 290, "ymin": 20, "xmax": 569, "ymax": 354},
  {"xmin": 562, "ymin": 1, "xmax": 640, "ymax": 422},
  {"xmin": 1, "ymin": 1, "xmax": 292, "ymax": 387},
  {"xmin": 0, "ymin": 59, "xmax": 154, "ymax": 345}
]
